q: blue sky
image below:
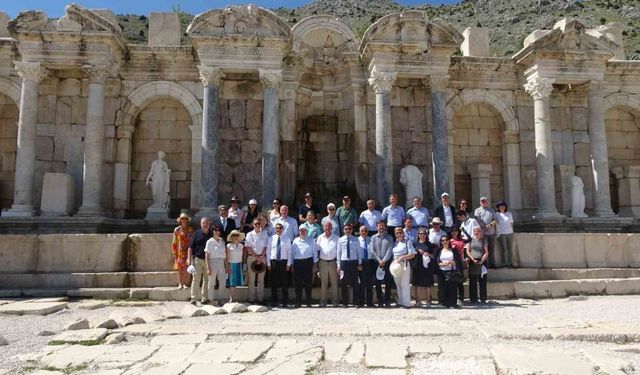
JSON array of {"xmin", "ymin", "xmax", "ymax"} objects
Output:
[{"xmin": 1, "ymin": 0, "xmax": 458, "ymax": 18}]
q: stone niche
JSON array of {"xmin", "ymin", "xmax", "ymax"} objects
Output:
[
  {"xmin": 0, "ymin": 93, "xmax": 18, "ymax": 209},
  {"xmin": 131, "ymin": 98, "xmax": 192, "ymax": 217}
]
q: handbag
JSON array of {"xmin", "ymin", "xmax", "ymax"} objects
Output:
[
  {"xmin": 468, "ymin": 263, "xmax": 482, "ymax": 276},
  {"xmin": 446, "ymin": 270, "xmax": 465, "ymax": 284}
]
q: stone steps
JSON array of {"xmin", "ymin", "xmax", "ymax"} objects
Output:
[
  {"xmin": 2, "ymin": 268, "xmax": 640, "ymax": 290},
  {"xmin": 1, "ymin": 277, "xmax": 639, "ymax": 301}
]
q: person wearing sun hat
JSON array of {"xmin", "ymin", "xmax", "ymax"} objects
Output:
[
  {"xmin": 171, "ymin": 213, "xmax": 194, "ymax": 289},
  {"xmin": 225, "ymin": 229, "xmax": 246, "ymax": 303}
]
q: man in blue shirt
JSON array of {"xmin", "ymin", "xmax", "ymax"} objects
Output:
[
  {"xmin": 289, "ymin": 225, "xmax": 318, "ymax": 307},
  {"xmin": 381, "ymin": 193, "xmax": 405, "ymax": 236},
  {"xmin": 337, "ymin": 223, "xmax": 362, "ymax": 307},
  {"xmin": 406, "ymin": 196, "xmax": 430, "ymax": 228},
  {"xmin": 359, "ymin": 199, "xmax": 382, "ymax": 236}
]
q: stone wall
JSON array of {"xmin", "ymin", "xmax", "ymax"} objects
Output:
[
  {"xmin": 0, "ymin": 93, "xmax": 17, "ymax": 209},
  {"xmin": 605, "ymin": 107, "xmax": 640, "ymax": 168},
  {"xmin": 131, "ymin": 98, "xmax": 192, "ymax": 216},
  {"xmin": 452, "ymin": 102, "xmax": 505, "ymax": 203}
]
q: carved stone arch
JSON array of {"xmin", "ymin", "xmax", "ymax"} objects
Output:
[
  {"xmin": 446, "ymin": 89, "xmax": 518, "ymax": 132},
  {"xmin": 0, "ymin": 78, "xmax": 22, "ymax": 107},
  {"xmin": 603, "ymin": 92, "xmax": 640, "ymax": 114},
  {"xmin": 292, "ymin": 15, "xmax": 359, "ymax": 53},
  {"xmin": 187, "ymin": 4, "xmax": 290, "ymax": 38},
  {"xmin": 114, "ymin": 81, "xmax": 203, "ymax": 214},
  {"xmin": 360, "ymin": 10, "xmax": 462, "ymax": 46}
]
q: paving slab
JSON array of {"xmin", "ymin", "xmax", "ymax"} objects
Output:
[
  {"xmin": 93, "ymin": 318, "xmax": 118, "ymax": 329},
  {"xmin": 0, "ymin": 301, "xmax": 68, "ymax": 315},
  {"xmin": 49, "ymin": 328, "xmax": 108, "ymax": 345},
  {"xmin": 409, "ymin": 342, "xmax": 441, "ymax": 354},
  {"xmin": 180, "ymin": 304, "xmax": 209, "ymax": 317},
  {"xmin": 227, "ymin": 340, "xmax": 273, "ymax": 363},
  {"xmin": 27, "ymin": 297, "xmax": 68, "ymax": 303},
  {"xmin": 0, "ymin": 336, "xmax": 6, "ymax": 346},
  {"xmin": 146, "ymin": 344, "xmax": 196, "ymax": 364},
  {"xmin": 40, "ymin": 344, "xmax": 108, "ymax": 369},
  {"xmin": 150, "ymin": 334, "xmax": 207, "ymax": 346},
  {"xmin": 65, "ymin": 318, "xmax": 90, "ymax": 331},
  {"xmin": 613, "ymin": 344, "xmax": 640, "ymax": 354},
  {"xmin": 412, "ymin": 356, "xmax": 497, "ymax": 375},
  {"xmin": 109, "ymin": 310, "xmax": 145, "ymax": 327},
  {"xmin": 114, "ymin": 324, "xmax": 162, "ymax": 336},
  {"xmin": 152, "ymin": 324, "xmax": 223, "ymax": 336},
  {"xmin": 324, "ymin": 341, "xmax": 351, "ymax": 362},
  {"xmin": 123, "ymin": 362, "xmax": 189, "ymax": 375},
  {"xmin": 264, "ymin": 339, "xmax": 321, "ymax": 360},
  {"xmin": 159, "ymin": 308, "xmax": 182, "ymax": 319},
  {"xmin": 441, "ymin": 343, "xmax": 491, "ymax": 357},
  {"xmin": 78, "ymin": 300, "xmax": 108, "ymax": 310},
  {"xmin": 344, "ymin": 341, "xmax": 364, "ymax": 364},
  {"xmin": 183, "ymin": 363, "xmax": 245, "ymax": 375},
  {"xmin": 582, "ymin": 348, "xmax": 634, "ymax": 375},
  {"xmin": 313, "ymin": 324, "xmax": 369, "ymax": 336},
  {"xmin": 243, "ymin": 347, "xmax": 323, "ymax": 375},
  {"xmin": 187, "ymin": 342, "xmax": 240, "ymax": 363},
  {"xmin": 138, "ymin": 310, "xmax": 166, "ymax": 323},
  {"xmin": 93, "ymin": 345, "xmax": 157, "ymax": 364},
  {"xmin": 223, "ymin": 323, "xmax": 312, "ymax": 336},
  {"xmin": 105, "ymin": 332, "xmax": 126, "ymax": 345},
  {"xmin": 491, "ymin": 344, "xmax": 596, "ymax": 375},
  {"xmin": 201, "ymin": 305, "xmax": 226, "ymax": 315},
  {"xmin": 365, "ymin": 340, "xmax": 407, "ymax": 368}
]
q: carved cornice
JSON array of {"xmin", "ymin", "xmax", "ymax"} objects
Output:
[
  {"xmin": 14, "ymin": 61, "xmax": 48, "ymax": 83},
  {"xmin": 368, "ymin": 69, "xmax": 397, "ymax": 94},
  {"xmin": 198, "ymin": 65, "xmax": 225, "ymax": 87},
  {"xmin": 259, "ymin": 69, "xmax": 282, "ymax": 89},
  {"xmin": 524, "ymin": 77, "xmax": 554, "ymax": 100}
]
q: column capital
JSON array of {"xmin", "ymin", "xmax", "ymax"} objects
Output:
[
  {"xmin": 14, "ymin": 61, "xmax": 48, "ymax": 83},
  {"xmin": 368, "ymin": 69, "xmax": 396, "ymax": 94},
  {"xmin": 502, "ymin": 130, "xmax": 520, "ymax": 144},
  {"xmin": 259, "ymin": 69, "xmax": 282, "ymax": 89},
  {"xmin": 426, "ymin": 75, "xmax": 449, "ymax": 91},
  {"xmin": 468, "ymin": 163, "xmax": 493, "ymax": 179},
  {"xmin": 198, "ymin": 65, "xmax": 225, "ymax": 87},
  {"xmin": 524, "ymin": 77, "xmax": 554, "ymax": 100},
  {"xmin": 586, "ymin": 80, "xmax": 605, "ymax": 96},
  {"xmin": 82, "ymin": 64, "xmax": 109, "ymax": 84}
]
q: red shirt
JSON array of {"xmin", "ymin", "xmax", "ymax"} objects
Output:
[{"xmin": 450, "ymin": 238, "xmax": 465, "ymax": 259}]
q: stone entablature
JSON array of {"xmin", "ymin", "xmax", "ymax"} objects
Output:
[{"xmin": 0, "ymin": 4, "xmax": 637, "ymax": 227}]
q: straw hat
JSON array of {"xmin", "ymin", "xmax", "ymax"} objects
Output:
[
  {"xmin": 251, "ymin": 260, "xmax": 266, "ymax": 273},
  {"xmin": 431, "ymin": 217, "xmax": 442, "ymax": 225},
  {"xmin": 176, "ymin": 213, "xmax": 191, "ymax": 223},
  {"xmin": 227, "ymin": 229, "xmax": 246, "ymax": 242},
  {"xmin": 389, "ymin": 261, "xmax": 405, "ymax": 278}
]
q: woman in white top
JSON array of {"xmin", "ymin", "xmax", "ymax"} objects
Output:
[
  {"xmin": 205, "ymin": 226, "xmax": 227, "ymax": 306},
  {"xmin": 495, "ymin": 201, "xmax": 514, "ymax": 268},
  {"xmin": 436, "ymin": 235, "xmax": 463, "ymax": 309},
  {"xmin": 226, "ymin": 230, "xmax": 245, "ymax": 303},
  {"xmin": 267, "ymin": 198, "xmax": 282, "ymax": 233},
  {"xmin": 390, "ymin": 228, "xmax": 416, "ymax": 308}
]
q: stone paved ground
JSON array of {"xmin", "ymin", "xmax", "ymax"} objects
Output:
[{"xmin": 1, "ymin": 296, "xmax": 640, "ymax": 374}]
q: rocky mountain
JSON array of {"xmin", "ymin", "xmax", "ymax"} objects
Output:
[{"xmin": 116, "ymin": 0, "xmax": 640, "ymax": 59}]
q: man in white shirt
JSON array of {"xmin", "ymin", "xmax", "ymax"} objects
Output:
[
  {"xmin": 457, "ymin": 210, "xmax": 479, "ymax": 243},
  {"xmin": 316, "ymin": 221, "xmax": 340, "ymax": 307},
  {"xmin": 276, "ymin": 205, "xmax": 298, "ymax": 242},
  {"xmin": 245, "ymin": 218, "xmax": 269, "ymax": 303},
  {"xmin": 359, "ymin": 199, "xmax": 382, "ymax": 236},
  {"xmin": 266, "ymin": 223, "xmax": 292, "ymax": 307}
]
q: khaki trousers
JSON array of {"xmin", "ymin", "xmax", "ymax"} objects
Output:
[
  {"xmin": 207, "ymin": 258, "xmax": 227, "ymax": 302},
  {"xmin": 190, "ymin": 257, "xmax": 208, "ymax": 302},
  {"xmin": 246, "ymin": 255, "xmax": 265, "ymax": 302},
  {"xmin": 318, "ymin": 259, "xmax": 339, "ymax": 305}
]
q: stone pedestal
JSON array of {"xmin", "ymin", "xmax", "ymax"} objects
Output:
[
  {"xmin": 587, "ymin": 81, "xmax": 616, "ymax": 218},
  {"xmin": 259, "ymin": 69, "xmax": 281, "ymax": 207},
  {"xmin": 468, "ymin": 164, "xmax": 492, "ymax": 204},
  {"xmin": 368, "ymin": 69, "xmax": 396, "ymax": 206},
  {"xmin": 78, "ymin": 65, "xmax": 108, "ymax": 217},
  {"xmin": 430, "ymin": 75, "xmax": 450, "ymax": 201},
  {"xmin": 461, "ymin": 27, "xmax": 490, "ymax": 57},
  {"xmin": 4, "ymin": 62, "xmax": 48, "ymax": 217},
  {"xmin": 145, "ymin": 207, "xmax": 169, "ymax": 221},
  {"xmin": 40, "ymin": 173, "xmax": 75, "ymax": 216},
  {"xmin": 198, "ymin": 66, "xmax": 224, "ymax": 217},
  {"xmin": 524, "ymin": 77, "xmax": 562, "ymax": 219},
  {"xmin": 595, "ymin": 22, "xmax": 625, "ymax": 60},
  {"xmin": 613, "ymin": 166, "xmax": 640, "ymax": 218}
]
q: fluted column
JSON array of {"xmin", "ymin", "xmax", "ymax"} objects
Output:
[
  {"xmin": 78, "ymin": 64, "xmax": 109, "ymax": 216},
  {"xmin": 198, "ymin": 65, "xmax": 224, "ymax": 217},
  {"xmin": 524, "ymin": 77, "xmax": 561, "ymax": 219},
  {"xmin": 368, "ymin": 69, "xmax": 396, "ymax": 206},
  {"xmin": 5, "ymin": 62, "xmax": 48, "ymax": 217},
  {"xmin": 430, "ymin": 75, "xmax": 450, "ymax": 200},
  {"xmin": 587, "ymin": 80, "xmax": 616, "ymax": 217},
  {"xmin": 259, "ymin": 69, "xmax": 282, "ymax": 207}
]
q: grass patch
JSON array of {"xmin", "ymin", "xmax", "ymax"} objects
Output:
[{"xmin": 48, "ymin": 339, "xmax": 105, "ymax": 346}]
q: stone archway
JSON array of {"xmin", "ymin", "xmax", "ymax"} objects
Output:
[
  {"xmin": 447, "ymin": 89, "xmax": 522, "ymax": 209},
  {"xmin": 115, "ymin": 81, "xmax": 203, "ymax": 215},
  {"xmin": 0, "ymin": 79, "xmax": 21, "ymax": 209}
]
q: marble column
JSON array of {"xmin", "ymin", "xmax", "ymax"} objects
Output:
[
  {"xmin": 430, "ymin": 75, "xmax": 450, "ymax": 200},
  {"xmin": 352, "ymin": 85, "xmax": 369, "ymax": 201},
  {"xmin": 502, "ymin": 130, "xmax": 523, "ymax": 210},
  {"xmin": 368, "ymin": 69, "xmax": 396, "ymax": 206},
  {"xmin": 78, "ymin": 65, "xmax": 109, "ymax": 216},
  {"xmin": 113, "ymin": 125, "xmax": 135, "ymax": 218},
  {"xmin": 524, "ymin": 77, "xmax": 562, "ymax": 219},
  {"xmin": 468, "ymin": 163, "xmax": 493, "ymax": 204},
  {"xmin": 259, "ymin": 69, "xmax": 282, "ymax": 207},
  {"xmin": 4, "ymin": 62, "xmax": 48, "ymax": 217},
  {"xmin": 587, "ymin": 81, "xmax": 616, "ymax": 217},
  {"xmin": 197, "ymin": 65, "xmax": 224, "ymax": 217}
]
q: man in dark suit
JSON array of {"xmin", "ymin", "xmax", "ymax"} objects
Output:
[
  {"xmin": 433, "ymin": 192, "xmax": 458, "ymax": 234},
  {"xmin": 212, "ymin": 205, "xmax": 237, "ymax": 243}
]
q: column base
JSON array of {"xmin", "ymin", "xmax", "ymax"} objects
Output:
[
  {"xmin": 146, "ymin": 207, "xmax": 169, "ymax": 221},
  {"xmin": 76, "ymin": 205, "xmax": 104, "ymax": 217},
  {"xmin": 533, "ymin": 210, "xmax": 564, "ymax": 220},
  {"xmin": 2, "ymin": 205, "xmax": 35, "ymax": 217},
  {"xmin": 196, "ymin": 207, "xmax": 218, "ymax": 219},
  {"xmin": 593, "ymin": 208, "xmax": 617, "ymax": 218}
]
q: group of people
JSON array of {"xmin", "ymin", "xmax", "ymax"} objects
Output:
[{"xmin": 171, "ymin": 192, "xmax": 515, "ymax": 308}]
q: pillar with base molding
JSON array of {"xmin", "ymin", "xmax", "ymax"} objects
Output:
[
  {"xmin": 468, "ymin": 164, "xmax": 493, "ymax": 205},
  {"xmin": 259, "ymin": 69, "xmax": 282, "ymax": 208},
  {"xmin": 197, "ymin": 65, "xmax": 224, "ymax": 217},
  {"xmin": 524, "ymin": 77, "xmax": 562, "ymax": 219},
  {"xmin": 368, "ymin": 69, "xmax": 396, "ymax": 206},
  {"xmin": 78, "ymin": 64, "xmax": 109, "ymax": 216},
  {"xmin": 613, "ymin": 165, "xmax": 640, "ymax": 218},
  {"xmin": 430, "ymin": 75, "xmax": 450, "ymax": 202},
  {"xmin": 4, "ymin": 61, "xmax": 48, "ymax": 217},
  {"xmin": 587, "ymin": 80, "xmax": 616, "ymax": 217}
]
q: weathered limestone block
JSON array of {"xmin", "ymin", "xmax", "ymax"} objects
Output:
[
  {"xmin": 0, "ymin": 235, "xmax": 38, "ymax": 273},
  {"xmin": 584, "ymin": 233, "xmax": 628, "ymax": 268},
  {"xmin": 127, "ymin": 234, "xmax": 173, "ymax": 272},
  {"xmin": 0, "ymin": 12, "xmax": 9, "ymax": 37},
  {"xmin": 626, "ymin": 234, "xmax": 640, "ymax": 267},
  {"xmin": 513, "ymin": 281, "xmax": 551, "ymax": 299},
  {"xmin": 40, "ymin": 173, "xmax": 75, "ymax": 216},
  {"xmin": 515, "ymin": 233, "xmax": 542, "ymax": 267},
  {"xmin": 461, "ymin": 27, "xmax": 490, "ymax": 57},
  {"xmin": 542, "ymin": 233, "xmax": 586, "ymax": 268},
  {"xmin": 37, "ymin": 234, "xmax": 127, "ymax": 273}
]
